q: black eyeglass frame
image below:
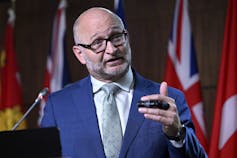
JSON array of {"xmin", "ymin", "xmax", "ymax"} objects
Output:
[{"xmin": 75, "ymin": 30, "xmax": 128, "ymax": 54}]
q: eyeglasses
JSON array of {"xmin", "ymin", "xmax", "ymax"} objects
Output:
[{"xmin": 76, "ymin": 31, "xmax": 127, "ymax": 54}]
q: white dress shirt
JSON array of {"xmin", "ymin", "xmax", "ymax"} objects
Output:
[{"xmin": 91, "ymin": 67, "xmax": 134, "ymax": 136}]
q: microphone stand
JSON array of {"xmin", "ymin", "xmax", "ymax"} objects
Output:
[{"xmin": 11, "ymin": 88, "xmax": 49, "ymax": 131}]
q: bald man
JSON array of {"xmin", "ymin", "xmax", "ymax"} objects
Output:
[{"xmin": 41, "ymin": 7, "xmax": 207, "ymax": 158}]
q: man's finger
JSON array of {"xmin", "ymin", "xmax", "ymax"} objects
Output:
[{"xmin": 160, "ymin": 81, "xmax": 168, "ymax": 96}]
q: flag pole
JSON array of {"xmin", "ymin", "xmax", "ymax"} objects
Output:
[{"xmin": 11, "ymin": 0, "xmax": 15, "ymax": 10}]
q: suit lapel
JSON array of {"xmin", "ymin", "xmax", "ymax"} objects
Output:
[
  {"xmin": 119, "ymin": 72, "xmax": 152, "ymax": 157},
  {"xmin": 71, "ymin": 77, "xmax": 105, "ymax": 157}
]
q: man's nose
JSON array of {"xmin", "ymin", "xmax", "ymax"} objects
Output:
[{"xmin": 105, "ymin": 41, "xmax": 117, "ymax": 54}]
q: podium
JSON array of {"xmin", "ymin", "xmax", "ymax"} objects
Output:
[{"xmin": 0, "ymin": 127, "xmax": 61, "ymax": 157}]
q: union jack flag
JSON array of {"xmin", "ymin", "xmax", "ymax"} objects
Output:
[
  {"xmin": 164, "ymin": 0, "xmax": 207, "ymax": 151},
  {"xmin": 114, "ymin": 0, "xmax": 126, "ymax": 28},
  {"xmin": 38, "ymin": 0, "xmax": 70, "ymax": 124}
]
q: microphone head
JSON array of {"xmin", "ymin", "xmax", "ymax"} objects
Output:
[{"xmin": 38, "ymin": 87, "xmax": 49, "ymax": 99}]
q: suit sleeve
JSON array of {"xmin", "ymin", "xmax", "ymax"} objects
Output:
[{"xmin": 168, "ymin": 88, "xmax": 208, "ymax": 158}]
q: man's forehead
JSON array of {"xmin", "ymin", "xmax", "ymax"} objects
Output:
[
  {"xmin": 75, "ymin": 7, "xmax": 124, "ymax": 42},
  {"xmin": 79, "ymin": 7, "xmax": 123, "ymax": 27},
  {"xmin": 79, "ymin": 17, "xmax": 123, "ymax": 38},
  {"xmin": 90, "ymin": 26, "xmax": 124, "ymax": 39}
]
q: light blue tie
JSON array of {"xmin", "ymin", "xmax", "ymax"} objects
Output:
[{"xmin": 101, "ymin": 83, "xmax": 122, "ymax": 158}]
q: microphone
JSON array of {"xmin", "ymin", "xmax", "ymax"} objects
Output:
[{"xmin": 11, "ymin": 88, "xmax": 49, "ymax": 131}]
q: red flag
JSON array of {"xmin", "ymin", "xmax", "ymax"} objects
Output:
[
  {"xmin": 208, "ymin": 0, "xmax": 237, "ymax": 157},
  {"xmin": 0, "ymin": 8, "xmax": 26, "ymax": 131},
  {"xmin": 164, "ymin": 0, "xmax": 207, "ymax": 150}
]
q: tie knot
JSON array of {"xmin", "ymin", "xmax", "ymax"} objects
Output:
[{"xmin": 101, "ymin": 83, "xmax": 120, "ymax": 95}]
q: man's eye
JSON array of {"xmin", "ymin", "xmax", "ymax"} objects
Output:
[
  {"xmin": 111, "ymin": 35, "xmax": 122, "ymax": 41},
  {"xmin": 92, "ymin": 39, "xmax": 104, "ymax": 45},
  {"xmin": 112, "ymin": 34, "xmax": 121, "ymax": 39}
]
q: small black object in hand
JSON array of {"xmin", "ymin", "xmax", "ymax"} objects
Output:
[{"xmin": 137, "ymin": 100, "xmax": 170, "ymax": 110}]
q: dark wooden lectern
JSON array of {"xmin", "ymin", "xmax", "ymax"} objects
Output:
[{"xmin": 0, "ymin": 127, "xmax": 61, "ymax": 158}]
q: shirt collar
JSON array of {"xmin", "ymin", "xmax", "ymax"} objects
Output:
[{"xmin": 91, "ymin": 67, "xmax": 134, "ymax": 94}]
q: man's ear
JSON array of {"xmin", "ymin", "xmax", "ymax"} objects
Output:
[{"xmin": 72, "ymin": 46, "xmax": 86, "ymax": 64}]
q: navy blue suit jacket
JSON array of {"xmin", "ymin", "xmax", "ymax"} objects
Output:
[{"xmin": 41, "ymin": 71, "xmax": 207, "ymax": 158}]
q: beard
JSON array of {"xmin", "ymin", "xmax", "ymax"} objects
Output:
[{"xmin": 84, "ymin": 48, "xmax": 131, "ymax": 81}]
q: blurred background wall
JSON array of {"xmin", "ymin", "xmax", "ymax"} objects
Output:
[{"xmin": 0, "ymin": 0, "xmax": 227, "ymax": 141}]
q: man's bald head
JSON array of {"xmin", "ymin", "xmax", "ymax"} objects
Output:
[{"xmin": 73, "ymin": 7, "xmax": 125, "ymax": 44}]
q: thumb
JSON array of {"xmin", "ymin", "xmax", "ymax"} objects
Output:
[{"xmin": 160, "ymin": 81, "xmax": 168, "ymax": 96}]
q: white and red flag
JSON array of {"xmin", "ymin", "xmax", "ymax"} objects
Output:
[
  {"xmin": 164, "ymin": 0, "xmax": 207, "ymax": 151},
  {"xmin": 209, "ymin": 0, "xmax": 237, "ymax": 157},
  {"xmin": 38, "ymin": 0, "xmax": 70, "ymax": 124}
]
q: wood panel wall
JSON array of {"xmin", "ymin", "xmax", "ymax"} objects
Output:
[{"xmin": 0, "ymin": 0, "xmax": 228, "ymax": 142}]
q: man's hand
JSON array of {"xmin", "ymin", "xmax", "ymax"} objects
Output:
[{"xmin": 138, "ymin": 81, "xmax": 182, "ymax": 137}]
